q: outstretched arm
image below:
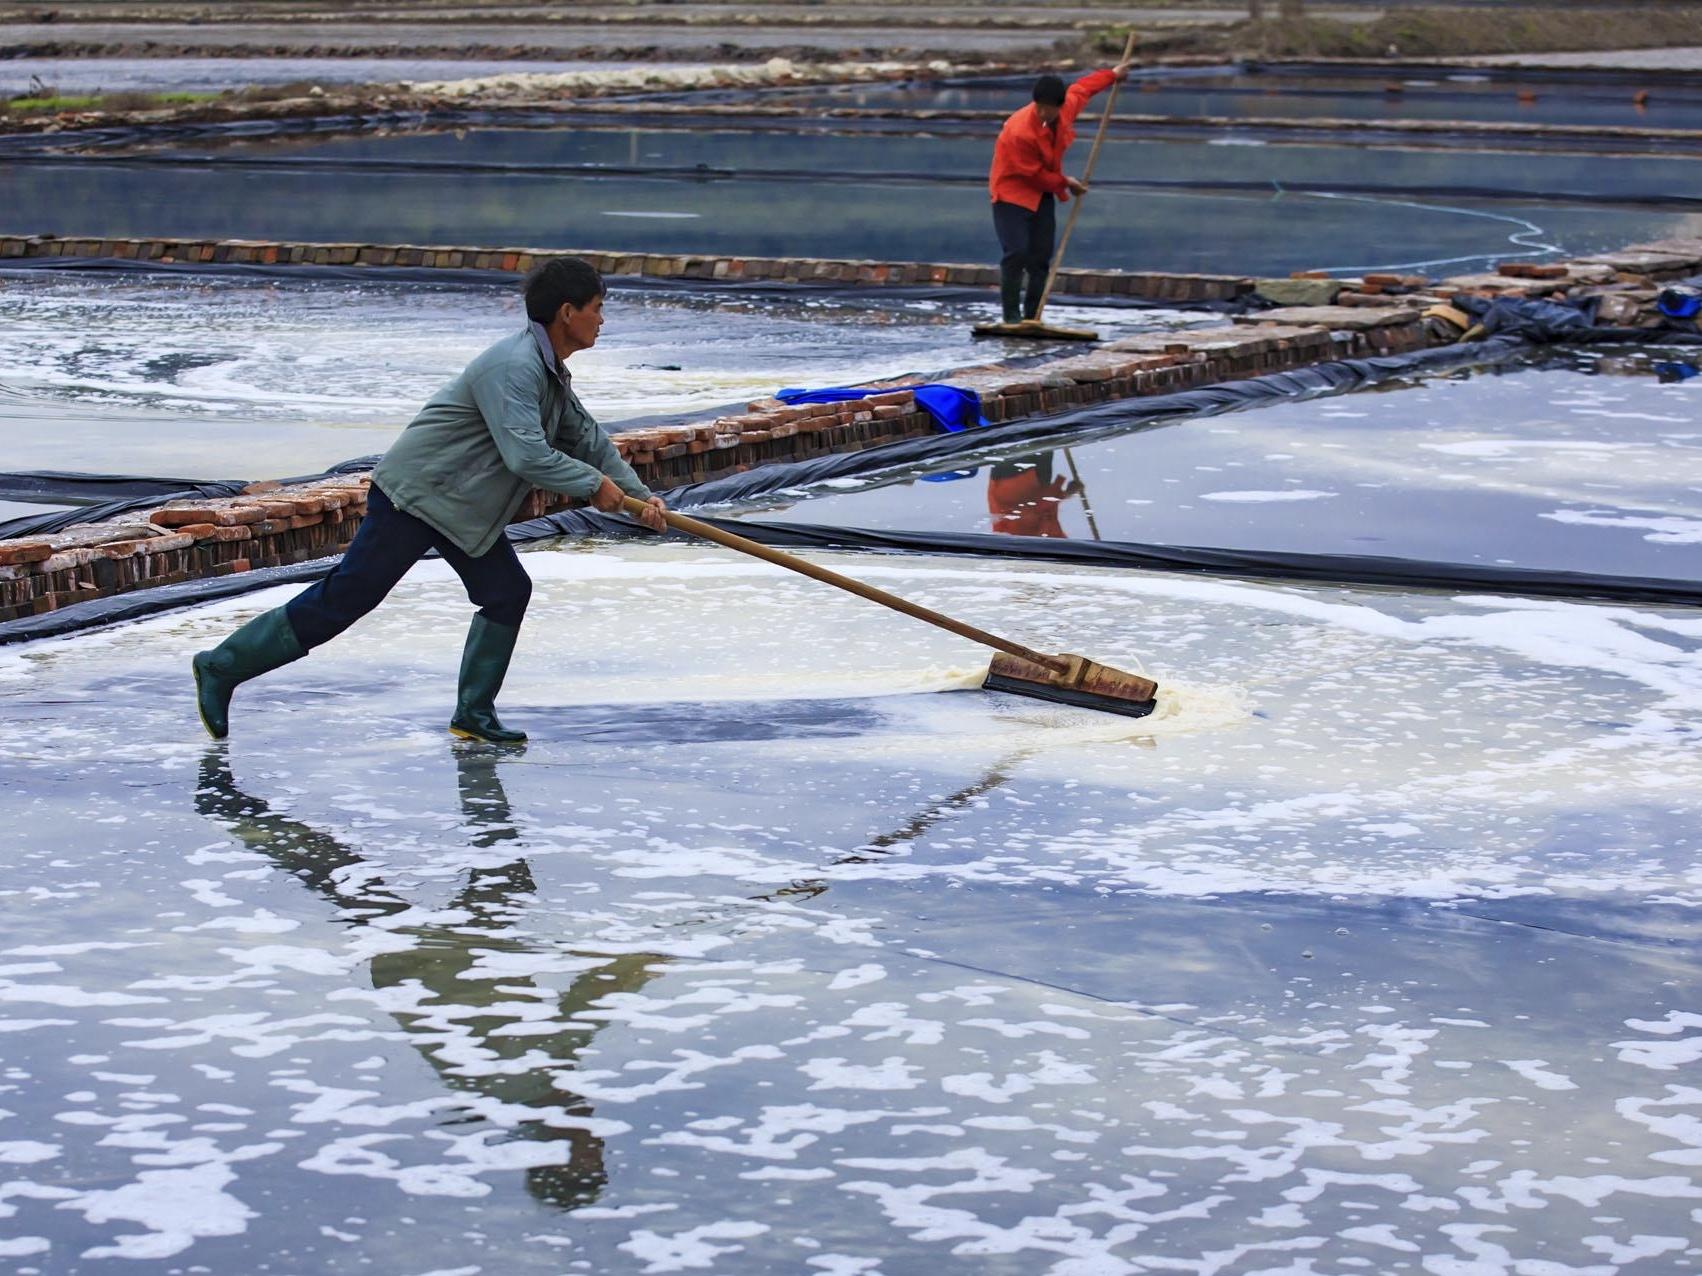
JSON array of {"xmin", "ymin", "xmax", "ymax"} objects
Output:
[{"xmin": 469, "ymin": 358, "xmax": 609, "ymax": 501}]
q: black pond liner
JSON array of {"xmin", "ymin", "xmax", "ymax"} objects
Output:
[
  {"xmin": 0, "ymin": 456, "xmax": 382, "ymax": 540},
  {"xmin": 8, "ymin": 328, "xmax": 1701, "ymax": 647}
]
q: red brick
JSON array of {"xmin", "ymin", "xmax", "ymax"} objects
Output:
[
  {"xmin": 151, "ymin": 506, "xmax": 231, "ymax": 527},
  {"xmin": 0, "ymin": 541, "xmax": 52, "ymax": 567}
]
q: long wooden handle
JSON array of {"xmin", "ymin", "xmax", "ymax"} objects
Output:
[
  {"xmin": 620, "ymin": 497, "xmax": 1066, "ymax": 672},
  {"xmin": 1032, "ymin": 28, "xmax": 1138, "ymax": 323}
]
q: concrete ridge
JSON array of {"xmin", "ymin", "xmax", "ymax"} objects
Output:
[{"xmin": 0, "ymin": 234, "xmax": 1256, "ymax": 300}]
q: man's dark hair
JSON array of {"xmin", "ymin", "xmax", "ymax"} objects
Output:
[
  {"xmin": 1032, "ymin": 75, "xmax": 1066, "ymax": 107},
  {"xmin": 523, "ymin": 256, "xmax": 605, "ymax": 323}
]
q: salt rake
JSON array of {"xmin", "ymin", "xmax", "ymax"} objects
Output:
[{"xmin": 621, "ymin": 497, "xmax": 1159, "ymax": 719}]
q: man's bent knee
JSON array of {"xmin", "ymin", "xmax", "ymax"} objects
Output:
[{"xmin": 475, "ymin": 572, "xmax": 531, "ymax": 629}]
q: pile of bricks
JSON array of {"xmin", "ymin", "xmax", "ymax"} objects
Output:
[
  {"xmin": 0, "ymin": 234, "xmax": 1254, "ymax": 304},
  {"xmin": 1288, "ymin": 270, "xmax": 1434, "ymax": 307}
]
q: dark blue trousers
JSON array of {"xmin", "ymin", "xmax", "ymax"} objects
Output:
[
  {"xmin": 993, "ymin": 195, "xmax": 1056, "ymax": 320},
  {"xmin": 284, "ymin": 484, "xmax": 532, "ymax": 651}
]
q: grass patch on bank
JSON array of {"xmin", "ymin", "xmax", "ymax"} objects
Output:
[
  {"xmin": 1095, "ymin": 6, "xmax": 1702, "ymax": 59},
  {"xmin": 2, "ymin": 89, "xmax": 216, "ymax": 116}
]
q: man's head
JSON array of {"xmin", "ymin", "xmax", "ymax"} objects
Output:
[
  {"xmin": 1032, "ymin": 74, "xmax": 1065, "ymax": 126},
  {"xmin": 524, "ymin": 256, "xmax": 606, "ymax": 353}
]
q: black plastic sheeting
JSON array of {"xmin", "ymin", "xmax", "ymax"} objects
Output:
[
  {"xmin": 0, "ymin": 457, "xmax": 380, "ymax": 540},
  {"xmin": 1450, "ymin": 291, "xmax": 1702, "ymax": 345},
  {"xmin": 0, "ymin": 471, "xmax": 249, "ymax": 505},
  {"xmin": 631, "ymin": 519, "xmax": 1702, "ymax": 610},
  {"xmin": 8, "ymin": 329, "xmax": 1701, "ymax": 646},
  {"xmin": 0, "ymin": 487, "xmax": 248, "ymax": 540}
]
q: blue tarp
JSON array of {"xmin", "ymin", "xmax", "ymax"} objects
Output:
[{"xmin": 776, "ymin": 384, "xmax": 989, "ymax": 433}]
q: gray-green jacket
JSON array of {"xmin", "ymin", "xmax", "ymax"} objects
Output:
[{"xmin": 373, "ymin": 323, "xmax": 652, "ymax": 557}]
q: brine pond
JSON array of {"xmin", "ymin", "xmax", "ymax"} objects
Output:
[
  {"xmin": 1, "ymin": 267, "xmax": 1699, "ymax": 1274},
  {"xmin": 2, "ymin": 542, "xmax": 1699, "ymax": 1274},
  {"xmin": 740, "ymin": 346, "xmax": 1702, "ymax": 583},
  {"xmin": 9, "ymin": 118, "xmax": 1701, "ymax": 276}
]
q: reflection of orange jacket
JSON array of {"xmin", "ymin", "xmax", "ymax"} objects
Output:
[
  {"xmin": 988, "ymin": 68, "xmax": 1117, "ymax": 211},
  {"xmin": 989, "ymin": 467, "xmax": 1070, "ymax": 538}
]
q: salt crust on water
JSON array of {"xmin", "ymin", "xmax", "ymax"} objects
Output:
[
  {"xmin": 25, "ymin": 544, "xmax": 1695, "ymax": 712},
  {"xmin": 3, "ymin": 547, "xmax": 1700, "ymax": 1269}
]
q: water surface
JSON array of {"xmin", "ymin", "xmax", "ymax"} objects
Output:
[
  {"xmin": 0, "ymin": 546, "xmax": 1697, "ymax": 1271},
  {"xmin": 741, "ymin": 349, "xmax": 1702, "ymax": 581}
]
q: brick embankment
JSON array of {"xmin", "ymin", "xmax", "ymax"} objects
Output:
[
  {"xmin": 0, "ymin": 234, "xmax": 1256, "ymax": 304},
  {"xmin": 2, "ymin": 234, "xmax": 1698, "ymax": 628}
]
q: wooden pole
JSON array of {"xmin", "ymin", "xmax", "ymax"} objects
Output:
[
  {"xmin": 621, "ymin": 497, "xmax": 1071, "ymax": 673},
  {"xmin": 1030, "ymin": 27, "xmax": 1138, "ymax": 324}
]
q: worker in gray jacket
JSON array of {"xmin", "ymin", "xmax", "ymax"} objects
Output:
[{"xmin": 193, "ymin": 256, "xmax": 666, "ymax": 745}]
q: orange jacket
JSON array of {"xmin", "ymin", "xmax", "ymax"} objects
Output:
[{"xmin": 988, "ymin": 68, "xmax": 1118, "ymax": 211}]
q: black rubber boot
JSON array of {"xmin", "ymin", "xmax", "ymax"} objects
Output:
[
  {"xmin": 1023, "ymin": 260, "xmax": 1052, "ymax": 321},
  {"xmin": 192, "ymin": 607, "xmax": 306, "ymax": 739},
  {"xmin": 449, "ymin": 615, "xmax": 529, "ymax": 744},
  {"xmin": 999, "ymin": 260, "xmax": 1024, "ymax": 324}
]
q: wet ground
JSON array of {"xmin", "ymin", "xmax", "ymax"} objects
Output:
[
  {"xmin": 1, "ymin": 541, "xmax": 1699, "ymax": 1273},
  {"xmin": 741, "ymin": 347, "xmax": 1702, "ymax": 580}
]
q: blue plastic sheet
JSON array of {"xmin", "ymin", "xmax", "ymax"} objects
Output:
[{"xmin": 777, "ymin": 384, "xmax": 989, "ymax": 432}]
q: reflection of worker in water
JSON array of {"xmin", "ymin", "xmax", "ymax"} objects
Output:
[
  {"xmin": 193, "ymin": 257, "xmax": 670, "ymax": 746},
  {"xmin": 989, "ymin": 57, "xmax": 1134, "ymax": 325},
  {"xmin": 195, "ymin": 747, "xmax": 664, "ymax": 1210},
  {"xmin": 988, "ymin": 452, "xmax": 1081, "ymax": 538}
]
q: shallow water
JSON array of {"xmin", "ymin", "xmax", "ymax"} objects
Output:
[
  {"xmin": 742, "ymin": 349, "xmax": 1702, "ymax": 581},
  {"xmin": 0, "ymin": 271, "xmax": 1199, "ymax": 484},
  {"xmin": 1, "ymin": 546, "xmax": 1698, "ymax": 1272},
  {"xmin": 147, "ymin": 121, "xmax": 1702, "ymax": 200},
  {"xmin": 9, "ymin": 134, "xmax": 1697, "ymax": 276}
]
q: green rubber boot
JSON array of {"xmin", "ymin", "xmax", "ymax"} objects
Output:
[
  {"xmin": 192, "ymin": 607, "xmax": 306, "ymax": 739},
  {"xmin": 449, "ymin": 615, "xmax": 529, "ymax": 745}
]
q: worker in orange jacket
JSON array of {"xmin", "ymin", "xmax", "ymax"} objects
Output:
[
  {"xmin": 988, "ymin": 452, "xmax": 1080, "ymax": 538},
  {"xmin": 989, "ymin": 58, "xmax": 1133, "ymax": 324}
]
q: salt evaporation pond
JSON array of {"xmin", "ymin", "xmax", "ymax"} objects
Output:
[
  {"xmin": 742, "ymin": 347, "xmax": 1702, "ymax": 581},
  {"xmin": 1, "ymin": 541, "xmax": 1699, "ymax": 1272},
  {"xmin": 0, "ymin": 270, "xmax": 1194, "ymax": 487},
  {"xmin": 9, "ymin": 122, "xmax": 1699, "ymax": 275}
]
